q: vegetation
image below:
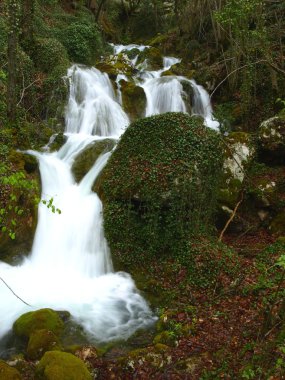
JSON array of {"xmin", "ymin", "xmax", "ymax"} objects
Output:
[{"xmin": 0, "ymin": 0, "xmax": 285, "ymax": 379}]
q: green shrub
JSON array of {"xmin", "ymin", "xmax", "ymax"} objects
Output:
[
  {"xmin": 33, "ymin": 38, "xmax": 69, "ymax": 73},
  {"xmin": 57, "ymin": 22, "xmax": 104, "ymax": 65}
]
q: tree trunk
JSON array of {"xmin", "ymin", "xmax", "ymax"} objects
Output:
[{"xmin": 7, "ymin": 0, "xmax": 19, "ymax": 123}]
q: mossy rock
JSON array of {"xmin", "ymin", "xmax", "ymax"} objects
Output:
[
  {"xmin": 26, "ymin": 329, "xmax": 62, "ymax": 360},
  {"xmin": 13, "ymin": 309, "xmax": 64, "ymax": 339},
  {"xmin": 122, "ymin": 346, "xmax": 170, "ymax": 370},
  {"xmin": 72, "ymin": 139, "xmax": 116, "ymax": 184},
  {"xmin": 136, "ymin": 47, "xmax": 163, "ymax": 70},
  {"xmin": 258, "ymin": 115, "xmax": 285, "ymax": 164},
  {"xmin": 36, "ymin": 351, "xmax": 92, "ymax": 380},
  {"xmin": 218, "ymin": 132, "xmax": 255, "ymax": 210},
  {"xmin": 161, "ymin": 61, "xmax": 194, "ymax": 80},
  {"xmin": 101, "ymin": 113, "xmax": 222, "ymax": 268},
  {"xmin": 120, "ymin": 80, "xmax": 146, "ymax": 121},
  {"xmin": 270, "ymin": 211, "xmax": 285, "ymax": 236},
  {"xmin": 96, "ymin": 53, "xmax": 134, "ymax": 79},
  {"xmin": 8, "ymin": 150, "xmax": 38, "ymax": 174},
  {"xmin": 153, "ymin": 331, "xmax": 176, "ymax": 347},
  {"xmin": 0, "ymin": 360, "xmax": 22, "ymax": 379}
]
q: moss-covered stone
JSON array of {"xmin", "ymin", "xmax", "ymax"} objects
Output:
[
  {"xmin": 120, "ymin": 80, "xmax": 146, "ymax": 121},
  {"xmin": 26, "ymin": 329, "xmax": 62, "ymax": 360},
  {"xmin": 36, "ymin": 351, "xmax": 92, "ymax": 380},
  {"xmin": 136, "ymin": 47, "xmax": 163, "ymax": 70},
  {"xmin": 96, "ymin": 53, "xmax": 134, "ymax": 79},
  {"xmin": 258, "ymin": 115, "xmax": 285, "ymax": 164},
  {"xmin": 270, "ymin": 211, "xmax": 285, "ymax": 235},
  {"xmin": 72, "ymin": 139, "xmax": 116, "ymax": 185},
  {"xmin": 0, "ymin": 360, "xmax": 22, "ymax": 380},
  {"xmin": 101, "ymin": 113, "xmax": 227, "ymax": 287},
  {"xmin": 13, "ymin": 309, "xmax": 64, "ymax": 339},
  {"xmin": 218, "ymin": 132, "xmax": 255, "ymax": 210}
]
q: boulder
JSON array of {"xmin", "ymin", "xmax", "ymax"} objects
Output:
[
  {"xmin": 13, "ymin": 309, "xmax": 64, "ymax": 339},
  {"xmin": 258, "ymin": 115, "xmax": 285, "ymax": 164},
  {"xmin": 218, "ymin": 132, "xmax": 255, "ymax": 210},
  {"xmin": 26, "ymin": 329, "xmax": 62, "ymax": 360},
  {"xmin": 36, "ymin": 351, "xmax": 92, "ymax": 380},
  {"xmin": 120, "ymin": 80, "xmax": 146, "ymax": 121},
  {"xmin": 0, "ymin": 360, "xmax": 22, "ymax": 379}
]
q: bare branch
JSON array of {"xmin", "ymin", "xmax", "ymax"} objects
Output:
[{"xmin": 0, "ymin": 276, "xmax": 31, "ymax": 307}]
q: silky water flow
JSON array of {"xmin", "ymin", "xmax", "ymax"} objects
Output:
[{"xmin": 0, "ymin": 45, "xmax": 219, "ymax": 344}]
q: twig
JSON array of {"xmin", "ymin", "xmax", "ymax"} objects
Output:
[
  {"xmin": 17, "ymin": 77, "xmax": 41, "ymax": 107},
  {"xmin": 219, "ymin": 192, "xmax": 244, "ymax": 242},
  {"xmin": 0, "ymin": 276, "xmax": 31, "ymax": 307}
]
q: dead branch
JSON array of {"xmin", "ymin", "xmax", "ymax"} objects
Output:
[{"xmin": 0, "ymin": 276, "xmax": 31, "ymax": 307}]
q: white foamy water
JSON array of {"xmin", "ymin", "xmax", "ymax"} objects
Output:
[
  {"xmin": 0, "ymin": 65, "xmax": 153, "ymax": 342},
  {"xmin": 0, "ymin": 46, "xmax": 219, "ymax": 343}
]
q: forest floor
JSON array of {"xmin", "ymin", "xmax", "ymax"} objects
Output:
[{"xmin": 77, "ymin": 229, "xmax": 285, "ymax": 379}]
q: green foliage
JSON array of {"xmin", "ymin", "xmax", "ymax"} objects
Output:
[
  {"xmin": 33, "ymin": 38, "xmax": 69, "ymax": 73},
  {"xmin": 56, "ymin": 22, "xmax": 104, "ymax": 65}
]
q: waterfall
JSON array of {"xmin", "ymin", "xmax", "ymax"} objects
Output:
[{"xmin": 0, "ymin": 45, "xmax": 219, "ymax": 344}]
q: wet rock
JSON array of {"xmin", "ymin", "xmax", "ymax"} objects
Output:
[
  {"xmin": 258, "ymin": 115, "xmax": 285, "ymax": 164},
  {"xmin": 26, "ymin": 329, "xmax": 62, "ymax": 360},
  {"xmin": 96, "ymin": 53, "xmax": 134, "ymax": 79},
  {"xmin": 13, "ymin": 309, "xmax": 64, "ymax": 339},
  {"xmin": 120, "ymin": 80, "xmax": 146, "ymax": 121},
  {"xmin": 0, "ymin": 359, "xmax": 22, "ymax": 379},
  {"xmin": 36, "ymin": 351, "xmax": 92, "ymax": 380},
  {"xmin": 72, "ymin": 139, "xmax": 116, "ymax": 184},
  {"xmin": 136, "ymin": 47, "xmax": 163, "ymax": 70}
]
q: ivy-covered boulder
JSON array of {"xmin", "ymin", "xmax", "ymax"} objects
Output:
[
  {"xmin": 101, "ymin": 113, "xmax": 222, "ymax": 268},
  {"xmin": 36, "ymin": 351, "xmax": 92, "ymax": 380},
  {"xmin": 258, "ymin": 115, "xmax": 285, "ymax": 164},
  {"xmin": 0, "ymin": 360, "xmax": 22, "ymax": 380},
  {"xmin": 13, "ymin": 309, "xmax": 64, "ymax": 339}
]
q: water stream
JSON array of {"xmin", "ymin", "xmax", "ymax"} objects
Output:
[{"xmin": 0, "ymin": 44, "xmax": 219, "ymax": 344}]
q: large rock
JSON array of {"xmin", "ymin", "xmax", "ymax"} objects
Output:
[
  {"xmin": 26, "ymin": 329, "xmax": 62, "ymax": 360},
  {"xmin": 13, "ymin": 309, "xmax": 64, "ymax": 339},
  {"xmin": 120, "ymin": 80, "xmax": 146, "ymax": 121},
  {"xmin": 96, "ymin": 53, "xmax": 134, "ymax": 79},
  {"xmin": 136, "ymin": 47, "xmax": 163, "ymax": 70},
  {"xmin": 258, "ymin": 115, "xmax": 285, "ymax": 164},
  {"xmin": 218, "ymin": 132, "xmax": 255, "ymax": 210},
  {"xmin": 36, "ymin": 351, "xmax": 92, "ymax": 380},
  {"xmin": 0, "ymin": 360, "xmax": 22, "ymax": 379},
  {"xmin": 101, "ymin": 113, "xmax": 223, "ymax": 267}
]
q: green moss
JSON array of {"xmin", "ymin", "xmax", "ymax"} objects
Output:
[
  {"xmin": 0, "ymin": 360, "xmax": 22, "ymax": 380},
  {"xmin": 27, "ymin": 329, "xmax": 62, "ymax": 360},
  {"xmin": 136, "ymin": 47, "xmax": 163, "ymax": 70},
  {"xmin": 36, "ymin": 351, "xmax": 92, "ymax": 380},
  {"xmin": 270, "ymin": 212, "xmax": 285, "ymax": 235},
  {"xmin": 13, "ymin": 309, "xmax": 64, "ymax": 339},
  {"xmin": 153, "ymin": 331, "xmax": 176, "ymax": 346},
  {"xmin": 72, "ymin": 139, "xmax": 116, "ymax": 185},
  {"xmin": 120, "ymin": 80, "xmax": 146, "ymax": 121},
  {"xmin": 33, "ymin": 38, "xmax": 69, "ymax": 73},
  {"xmin": 96, "ymin": 53, "xmax": 134, "ymax": 78}
]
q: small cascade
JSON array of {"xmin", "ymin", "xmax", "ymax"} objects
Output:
[{"xmin": 0, "ymin": 43, "xmax": 219, "ymax": 345}]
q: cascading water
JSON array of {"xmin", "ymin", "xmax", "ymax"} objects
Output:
[{"xmin": 0, "ymin": 44, "xmax": 219, "ymax": 345}]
